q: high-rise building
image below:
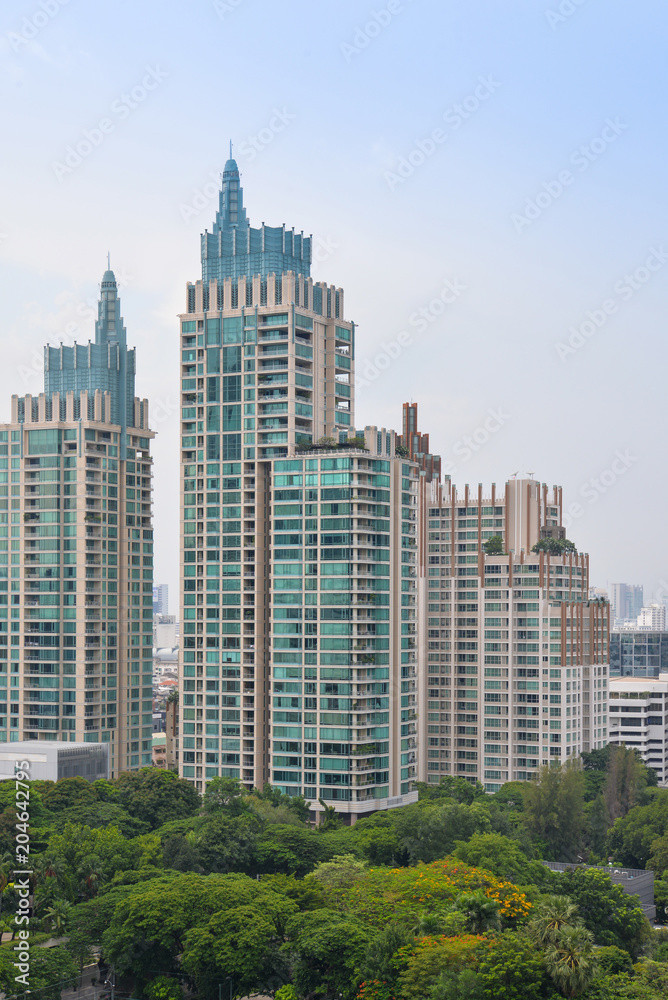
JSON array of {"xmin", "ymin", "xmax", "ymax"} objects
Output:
[
  {"xmin": 417, "ymin": 474, "xmax": 609, "ymax": 791},
  {"xmin": 1, "ymin": 269, "xmax": 154, "ymax": 775},
  {"xmin": 178, "ymin": 159, "xmax": 417, "ymax": 817},
  {"xmin": 610, "ymin": 583, "xmax": 644, "ymax": 623},
  {"xmin": 153, "ymin": 583, "xmax": 169, "ymax": 615}
]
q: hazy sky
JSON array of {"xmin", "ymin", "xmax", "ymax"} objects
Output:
[{"xmin": 1, "ymin": 0, "xmax": 666, "ymax": 607}]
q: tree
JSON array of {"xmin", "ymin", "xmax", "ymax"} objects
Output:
[
  {"xmin": 284, "ymin": 909, "xmax": 370, "ymax": 1000},
  {"xmin": 557, "ymin": 866, "xmax": 652, "ymax": 958},
  {"xmin": 318, "ymin": 798, "xmax": 342, "ymax": 830},
  {"xmin": 309, "ymin": 854, "xmax": 368, "ymax": 890},
  {"xmin": 454, "ymin": 889, "xmax": 501, "ymax": 933},
  {"xmin": 202, "ymin": 776, "xmax": 249, "ymax": 815},
  {"xmin": 606, "ymin": 791, "xmax": 668, "ymax": 867},
  {"xmin": 102, "ymin": 872, "xmax": 294, "ymax": 989},
  {"xmin": 39, "ymin": 775, "xmax": 99, "ymax": 813},
  {"xmin": 358, "ymin": 922, "xmax": 413, "ymax": 993},
  {"xmin": 544, "ymin": 924, "xmax": 597, "ymax": 998},
  {"xmin": 415, "ymin": 776, "xmax": 484, "ymax": 804},
  {"xmin": 392, "ymin": 801, "xmax": 491, "ymax": 864},
  {"xmin": 433, "ymin": 931, "xmax": 546, "ymax": 1000},
  {"xmin": 528, "ymin": 895, "xmax": 581, "ymax": 947},
  {"xmin": 44, "ymin": 898, "xmax": 72, "ymax": 935},
  {"xmin": 452, "ymin": 832, "xmax": 532, "ymax": 883},
  {"xmin": 115, "ymin": 769, "xmax": 201, "ymax": 829},
  {"xmin": 522, "ymin": 761, "xmax": 586, "ymax": 860},
  {"xmin": 482, "ymin": 535, "xmax": 504, "ymax": 555},
  {"xmin": 396, "ymin": 934, "xmax": 483, "ymax": 1000},
  {"xmin": 182, "ymin": 899, "xmax": 294, "ymax": 998},
  {"xmin": 603, "ymin": 745, "xmax": 652, "ymax": 825},
  {"xmin": 595, "ymin": 946, "xmax": 634, "ymax": 976},
  {"xmin": 532, "ymin": 538, "xmax": 577, "ymax": 555},
  {"xmin": 144, "ymin": 975, "xmax": 184, "ymax": 1000}
]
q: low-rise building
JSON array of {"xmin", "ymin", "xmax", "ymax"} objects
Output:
[
  {"xmin": 608, "ymin": 673, "xmax": 668, "ymax": 785},
  {"xmin": 0, "ymin": 740, "xmax": 109, "ymax": 781}
]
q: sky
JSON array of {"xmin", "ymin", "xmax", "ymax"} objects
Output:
[{"xmin": 0, "ymin": 0, "xmax": 667, "ymax": 608}]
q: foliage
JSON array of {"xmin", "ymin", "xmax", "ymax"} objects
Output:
[
  {"xmin": 415, "ymin": 776, "xmax": 485, "ymax": 804},
  {"xmin": 0, "ymin": 944, "xmax": 78, "ymax": 1000},
  {"xmin": 607, "ymin": 791, "xmax": 668, "ymax": 867},
  {"xmin": 452, "ymin": 832, "xmax": 533, "ymax": 884},
  {"xmin": 321, "ymin": 857, "xmax": 532, "ymax": 929},
  {"xmin": 522, "ymin": 762, "xmax": 586, "ymax": 861},
  {"xmin": 556, "ymin": 867, "xmax": 652, "ymax": 958},
  {"xmin": 144, "ymin": 975, "xmax": 185, "ymax": 1000},
  {"xmin": 309, "ymin": 854, "xmax": 368, "ymax": 890},
  {"xmin": 395, "ymin": 934, "xmax": 483, "ymax": 1000},
  {"xmin": 543, "ymin": 923, "xmax": 597, "ymax": 998},
  {"xmin": 531, "ymin": 538, "xmax": 577, "ymax": 555},
  {"xmin": 114, "ymin": 768, "xmax": 201, "ymax": 830},
  {"xmin": 482, "ymin": 535, "xmax": 504, "ymax": 555},
  {"xmin": 285, "ymin": 908, "xmax": 370, "ymax": 1000}
]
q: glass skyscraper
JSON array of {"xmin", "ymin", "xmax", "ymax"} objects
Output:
[
  {"xmin": 178, "ymin": 158, "xmax": 418, "ymax": 818},
  {"xmin": 1, "ymin": 270, "xmax": 154, "ymax": 775}
]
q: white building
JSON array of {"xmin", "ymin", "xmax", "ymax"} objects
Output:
[
  {"xmin": 637, "ymin": 604, "xmax": 667, "ymax": 630},
  {"xmin": 608, "ymin": 673, "xmax": 668, "ymax": 785},
  {"xmin": 0, "ymin": 741, "xmax": 109, "ymax": 782}
]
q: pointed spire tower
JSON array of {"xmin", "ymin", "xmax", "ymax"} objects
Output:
[
  {"xmin": 200, "ymin": 154, "xmax": 312, "ymax": 282},
  {"xmin": 44, "ymin": 268, "xmax": 136, "ymax": 454}
]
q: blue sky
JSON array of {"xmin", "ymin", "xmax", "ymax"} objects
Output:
[{"xmin": 1, "ymin": 0, "xmax": 667, "ymax": 605}]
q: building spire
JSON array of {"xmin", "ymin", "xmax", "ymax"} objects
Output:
[
  {"xmin": 229, "ymin": 139, "xmax": 233, "ymax": 159},
  {"xmin": 107, "ymin": 250, "xmax": 111, "ymax": 270}
]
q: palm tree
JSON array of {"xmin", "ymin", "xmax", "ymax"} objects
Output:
[
  {"xmin": 412, "ymin": 910, "xmax": 446, "ymax": 936},
  {"xmin": 454, "ymin": 890, "xmax": 501, "ymax": 933},
  {"xmin": 44, "ymin": 899, "xmax": 72, "ymax": 936},
  {"xmin": 528, "ymin": 895, "xmax": 581, "ymax": 947},
  {"xmin": 544, "ymin": 924, "xmax": 597, "ymax": 998}
]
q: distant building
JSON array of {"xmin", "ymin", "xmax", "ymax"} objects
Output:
[
  {"xmin": 153, "ymin": 614, "xmax": 178, "ymax": 648},
  {"xmin": 0, "ymin": 741, "xmax": 109, "ymax": 782},
  {"xmin": 610, "ymin": 631, "xmax": 668, "ymax": 677},
  {"xmin": 152, "ymin": 733, "xmax": 167, "ymax": 768},
  {"xmin": 608, "ymin": 673, "xmax": 668, "ymax": 786},
  {"xmin": 637, "ymin": 604, "xmax": 667, "ymax": 630},
  {"xmin": 153, "ymin": 584, "xmax": 169, "ymax": 615},
  {"xmin": 610, "ymin": 583, "xmax": 644, "ymax": 622}
]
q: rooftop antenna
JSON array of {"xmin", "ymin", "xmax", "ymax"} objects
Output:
[
  {"xmin": 229, "ymin": 139, "xmax": 233, "ymax": 159},
  {"xmin": 107, "ymin": 251, "xmax": 110, "ymax": 270}
]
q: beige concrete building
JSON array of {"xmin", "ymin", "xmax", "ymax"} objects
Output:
[{"xmin": 417, "ymin": 474, "xmax": 609, "ymax": 791}]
